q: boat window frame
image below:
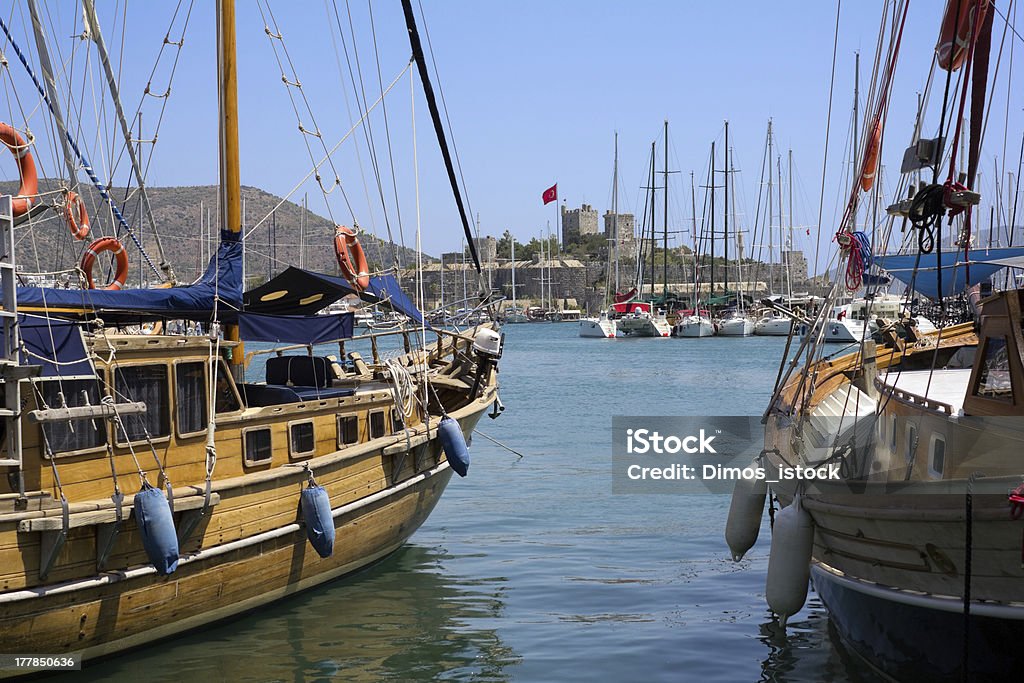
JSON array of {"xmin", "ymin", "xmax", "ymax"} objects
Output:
[
  {"xmin": 369, "ymin": 409, "xmax": 386, "ymax": 440},
  {"xmin": 971, "ymin": 335, "xmax": 1014, "ymax": 402},
  {"xmin": 36, "ymin": 377, "xmax": 109, "ymax": 459},
  {"xmin": 337, "ymin": 414, "xmax": 360, "ymax": 448},
  {"xmin": 109, "ymin": 361, "xmax": 172, "ymax": 447},
  {"xmin": 214, "ymin": 359, "xmax": 244, "ymax": 415},
  {"xmin": 288, "ymin": 419, "xmax": 316, "ymax": 460},
  {"xmin": 242, "ymin": 425, "xmax": 273, "ymax": 467},
  {"xmin": 172, "ymin": 359, "xmax": 208, "ymax": 440},
  {"xmin": 928, "ymin": 433, "xmax": 945, "ymax": 479}
]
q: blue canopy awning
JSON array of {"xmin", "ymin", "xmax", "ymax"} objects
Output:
[
  {"xmin": 238, "ymin": 312, "xmax": 354, "ymax": 345},
  {"xmin": 18, "ymin": 314, "xmax": 94, "ymax": 378},
  {"xmin": 17, "ymin": 235, "xmax": 243, "ymax": 322},
  {"xmin": 874, "ymin": 246, "xmax": 1024, "ymax": 299},
  {"xmin": 244, "ymin": 267, "xmax": 428, "ymax": 327}
]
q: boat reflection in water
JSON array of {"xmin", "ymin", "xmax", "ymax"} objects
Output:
[{"xmin": 76, "ymin": 544, "xmax": 520, "ymax": 682}]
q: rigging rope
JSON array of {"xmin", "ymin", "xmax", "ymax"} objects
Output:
[{"xmin": 0, "ymin": 14, "xmax": 162, "ymax": 279}]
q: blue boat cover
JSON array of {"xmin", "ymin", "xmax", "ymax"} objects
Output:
[
  {"xmin": 874, "ymin": 247, "xmax": 1024, "ymax": 299},
  {"xmin": 18, "ymin": 314, "xmax": 94, "ymax": 378},
  {"xmin": 238, "ymin": 312, "xmax": 354, "ymax": 345},
  {"xmin": 17, "ymin": 235, "xmax": 243, "ymax": 322},
  {"xmin": 244, "ymin": 267, "xmax": 428, "ymax": 327}
]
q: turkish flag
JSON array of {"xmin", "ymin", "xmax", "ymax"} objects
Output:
[{"xmin": 542, "ymin": 183, "xmax": 557, "ymax": 205}]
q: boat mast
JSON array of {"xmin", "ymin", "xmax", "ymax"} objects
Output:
[
  {"xmin": 710, "ymin": 141, "xmax": 716, "ymax": 301},
  {"xmin": 613, "ymin": 132, "xmax": 620, "ymax": 295},
  {"xmin": 662, "ymin": 120, "xmax": 669, "ymax": 300},
  {"xmin": 766, "ymin": 120, "xmax": 774, "ymax": 295},
  {"xmin": 25, "ymin": 0, "xmax": 76, "ymax": 186},
  {"xmin": 724, "ymin": 120, "xmax": 729, "ymax": 299},
  {"xmin": 852, "ymin": 50, "xmax": 859, "ymax": 231},
  {"xmin": 788, "ymin": 149, "xmax": 795, "ymax": 298},
  {"xmin": 649, "ymin": 141, "xmax": 656, "ymax": 301},
  {"xmin": 779, "ymin": 154, "xmax": 788, "ymax": 298},
  {"xmin": 510, "ymin": 236, "xmax": 516, "ymax": 312},
  {"xmin": 731, "ymin": 147, "xmax": 744, "ymax": 313},
  {"xmin": 218, "ymin": 0, "xmax": 243, "ymax": 370},
  {"xmin": 690, "ymin": 171, "xmax": 699, "ymax": 308}
]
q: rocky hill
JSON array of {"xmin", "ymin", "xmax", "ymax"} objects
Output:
[{"xmin": 2, "ymin": 181, "xmax": 427, "ymax": 286}]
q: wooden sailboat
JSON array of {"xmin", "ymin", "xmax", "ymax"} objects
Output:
[
  {"xmin": 728, "ymin": 2, "xmax": 1024, "ymax": 679},
  {"xmin": 0, "ymin": 0, "xmax": 501, "ymax": 672}
]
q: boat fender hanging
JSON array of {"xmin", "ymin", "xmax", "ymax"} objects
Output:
[
  {"xmin": 936, "ymin": 0, "xmax": 990, "ymax": 72},
  {"xmin": 725, "ymin": 458, "xmax": 768, "ymax": 561},
  {"xmin": 334, "ymin": 225, "xmax": 371, "ymax": 291},
  {"xmin": 0, "ymin": 122, "xmax": 39, "ymax": 217},
  {"xmin": 64, "ymin": 190, "xmax": 90, "ymax": 240},
  {"xmin": 300, "ymin": 483, "xmax": 336, "ymax": 558},
  {"xmin": 765, "ymin": 493, "xmax": 814, "ymax": 628},
  {"xmin": 133, "ymin": 484, "xmax": 180, "ymax": 575},
  {"xmin": 80, "ymin": 236, "xmax": 129, "ymax": 290},
  {"xmin": 438, "ymin": 416, "xmax": 470, "ymax": 477}
]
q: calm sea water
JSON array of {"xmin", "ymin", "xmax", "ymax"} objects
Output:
[{"xmin": 75, "ymin": 323, "xmax": 878, "ymax": 682}]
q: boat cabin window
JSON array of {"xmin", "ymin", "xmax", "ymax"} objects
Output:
[
  {"xmin": 215, "ymin": 360, "xmax": 241, "ymax": 413},
  {"xmin": 244, "ymin": 427, "xmax": 272, "ymax": 465},
  {"xmin": 113, "ymin": 365, "xmax": 170, "ymax": 442},
  {"xmin": 38, "ymin": 379, "xmax": 105, "ymax": 454},
  {"xmin": 889, "ymin": 416, "xmax": 897, "ymax": 451},
  {"xmin": 929, "ymin": 435, "xmax": 945, "ymax": 478},
  {"xmin": 905, "ymin": 423, "xmax": 917, "ymax": 464},
  {"xmin": 289, "ymin": 421, "xmax": 315, "ymax": 458},
  {"xmin": 973, "ymin": 337, "xmax": 1012, "ymax": 400},
  {"xmin": 369, "ymin": 410, "xmax": 386, "ymax": 439},
  {"xmin": 392, "ymin": 410, "xmax": 405, "ymax": 433},
  {"xmin": 175, "ymin": 362, "xmax": 207, "ymax": 436},
  {"xmin": 337, "ymin": 415, "xmax": 359, "ymax": 447}
]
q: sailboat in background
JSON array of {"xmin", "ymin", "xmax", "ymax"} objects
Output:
[
  {"xmin": 0, "ymin": 0, "xmax": 503, "ymax": 667},
  {"xmin": 619, "ymin": 123, "xmax": 672, "ymax": 338},
  {"xmin": 716, "ymin": 124, "xmax": 754, "ymax": 336},
  {"xmin": 581, "ymin": 133, "xmax": 621, "ymax": 338},
  {"xmin": 755, "ymin": 129, "xmax": 795, "ymax": 336},
  {"xmin": 673, "ymin": 167, "xmax": 715, "ymax": 338}
]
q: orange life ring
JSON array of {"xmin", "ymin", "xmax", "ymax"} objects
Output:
[
  {"xmin": 333, "ymin": 225, "xmax": 370, "ymax": 291},
  {"xmin": 0, "ymin": 122, "xmax": 39, "ymax": 217},
  {"xmin": 80, "ymin": 237, "xmax": 129, "ymax": 290},
  {"xmin": 64, "ymin": 191, "xmax": 90, "ymax": 240},
  {"xmin": 936, "ymin": 0, "xmax": 990, "ymax": 71},
  {"xmin": 860, "ymin": 120, "xmax": 882, "ymax": 193}
]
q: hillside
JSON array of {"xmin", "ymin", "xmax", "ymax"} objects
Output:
[{"xmin": 2, "ymin": 181, "xmax": 427, "ymax": 285}]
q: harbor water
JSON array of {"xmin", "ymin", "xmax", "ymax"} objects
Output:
[{"xmin": 77, "ymin": 323, "xmax": 875, "ymax": 682}]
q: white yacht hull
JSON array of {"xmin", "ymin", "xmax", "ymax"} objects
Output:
[
  {"xmin": 717, "ymin": 317, "xmax": 754, "ymax": 337},
  {"xmin": 753, "ymin": 317, "xmax": 792, "ymax": 336},
  {"xmin": 618, "ymin": 316, "xmax": 671, "ymax": 337},
  {"xmin": 672, "ymin": 317, "xmax": 715, "ymax": 337},
  {"xmin": 579, "ymin": 317, "xmax": 616, "ymax": 338}
]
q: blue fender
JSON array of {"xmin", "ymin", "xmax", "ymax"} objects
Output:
[
  {"xmin": 438, "ymin": 416, "xmax": 470, "ymax": 477},
  {"xmin": 300, "ymin": 484, "xmax": 335, "ymax": 558},
  {"xmin": 133, "ymin": 484, "xmax": 179, "ymax": 575}
]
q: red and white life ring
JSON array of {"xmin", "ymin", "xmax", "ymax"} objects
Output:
[
  {"xmin": 936, "ymin": 0, "xmax": 990, "ymax": 71},
  {"xmin": 81, "ymin": 237, "xmax": 129, "ymax": 290},
  {"xmin": 0, "ymin": 122, "xmax": 39, "ymax": 217},
  {"xmin": 64, "ymin": 191, "xmax": 90, "ymax": 240},
  {"xmin": 333, "ymin": 225, "xmax": 370, "ymax": 291}
]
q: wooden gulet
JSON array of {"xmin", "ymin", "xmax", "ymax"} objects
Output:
[{"xmin": 0, "ymin": 0, "xmax": 502, "ymax": 672}]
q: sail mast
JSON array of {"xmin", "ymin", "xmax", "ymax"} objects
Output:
[
  {"xmin": 649, "ymin": 142, "xmax": 656, "ymax": 301},
  {"xmin": 218, "ymin": 0, "xmax": 243, "ymax": 368},
  {"xmin": 710, "ymin": 141, "xmax": 716, "ymax": 300},
  {"xmin": 613, "ymin": 132, "xmax": 619, "ymax": 295},
  {"xmin": 662, "ymin": 120, "xmax": 669, "ymax": 299},
  {"xmin": 25, "ymin": 0, "xmax": 76, "ymax": 186},
  {"xmin": 724, "ymin": 120, "xmax": 729, "ymax": 298}
]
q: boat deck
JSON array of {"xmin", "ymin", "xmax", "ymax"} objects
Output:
[{"xmin": 878, "ymin": 368, "xmax": 972, "ymax": 414}]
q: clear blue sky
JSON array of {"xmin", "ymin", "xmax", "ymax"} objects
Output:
[{"xmin": 1, "ymin": 1, "xmax": 1021, "ymax": 274}]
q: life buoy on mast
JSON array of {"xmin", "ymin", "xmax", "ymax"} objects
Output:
[
  {"xmin": 0, "ymin": 122, "xmax": 39, "ymax": 217},
  {"xmin": 64, "ymin": 191, "xmax": 90, "ymax": 240},
  {"xmin": 936, "ymin": 0, "xmax": 990, "ymax": 72},
  {"xmin": 860, "ymin": 120, "xmax": 882, "ymax": 193},
  {"xmin": 333, "ymin": 225, "xmax": 370, "ymax": 291},
  {"xmin": 80, "ymin": 236, "xmax": 129, "ymax": 290}
]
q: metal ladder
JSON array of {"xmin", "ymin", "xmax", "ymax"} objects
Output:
[{"xmin": 0, "ymin": 195, "xmax": 25, "ymax": 496}]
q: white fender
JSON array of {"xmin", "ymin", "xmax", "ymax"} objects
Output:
[
  {"xmin": 765, "ymin": 494, "xmax": 814, "ymax": 628},
  {"xmin": 725, "ymin": 460, "xmax": 767, "ymax": 561}
]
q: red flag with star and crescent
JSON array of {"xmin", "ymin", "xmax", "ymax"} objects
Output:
[{"xmin": 542, "ymin": 183, "xmax": 558, "ymax": 205}]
